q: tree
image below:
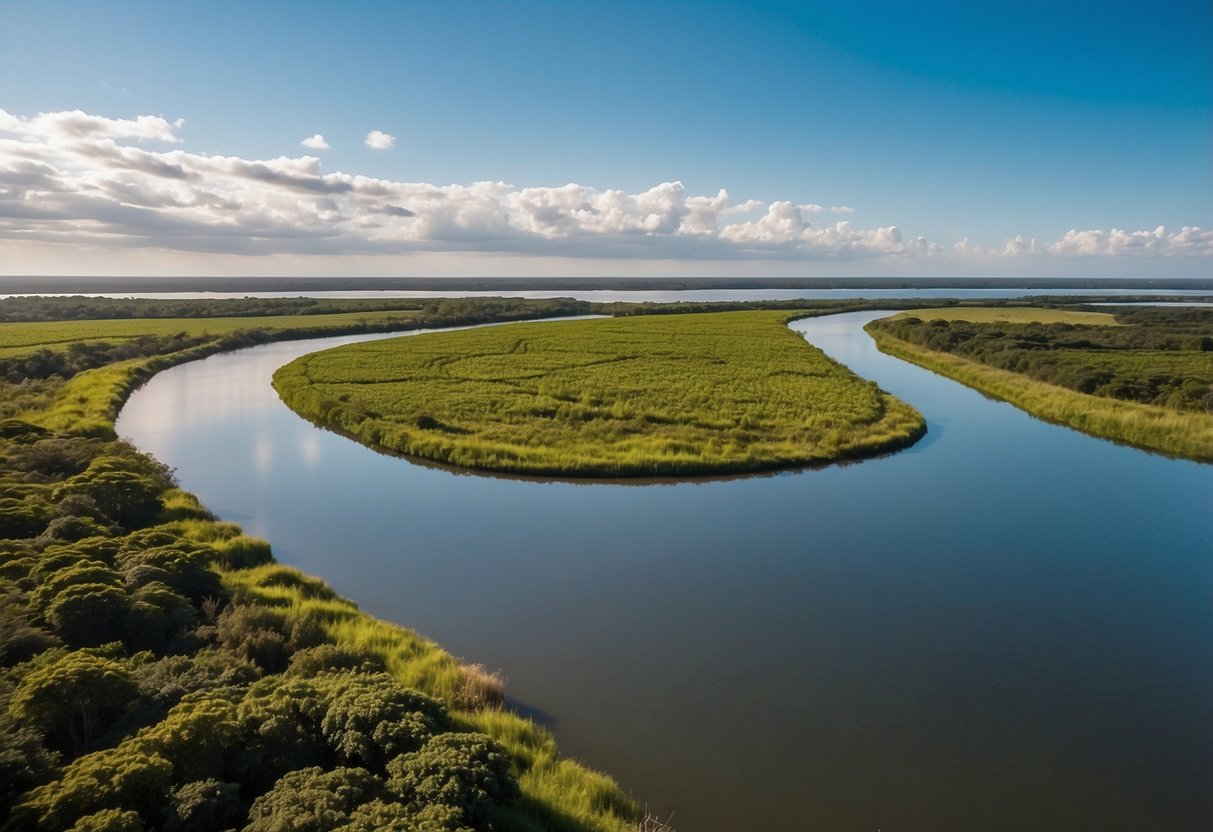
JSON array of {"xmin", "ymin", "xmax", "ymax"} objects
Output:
[
  {"xmin": 162, "ymin": 779, "xmax": 243, "ymax": 832},
  {"xmin": 44, "ymin": 584, "xmax": 132, "ymax": 647},
  {"xmin": 386, "ymin": 733, "xmax": 519, "ymax": 826},
  {"xmin": 68, "ymin": 809, "xmax": 144, "ymax": 832},
  {"xmin": 12, "ymin": 745, "xmax": 172, "ymax": 831},
  {"xmin": 243, "ymin": 766, "xmax": 381, "ymax": 832},
  {"xmin": 8, "ymin": 651, "xmax": 137, "ymax": 755},
  {"xmin": 320, "ymin": 672, "xmax": 443, "ymax": 770}
]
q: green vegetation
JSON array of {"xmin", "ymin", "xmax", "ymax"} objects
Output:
[
  {"xmin": 867, "ymin": 306, "xmax": 1213, "ymax": 460},
  {"xmin": 0, "ymin": 296, "xmax": 651, "ymax": 832},
  {"xmin": 273, "ymin": 311, "xmax": 925, "ymax": 477},
  {"xmin": 893, "ymin": 307, "xmax": 1122, "ymax": 326}
]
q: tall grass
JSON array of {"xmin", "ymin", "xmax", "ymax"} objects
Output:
[
  {"xmin": 222, "ymin": 564, "xmax": 638, "ymax": 832},
  {"xmin": 274, "ymin": 311, "xmax": 926, "ymax": 476},
  {"xmin": 866, "ymin": 324, "xmax": 1213, "ymax": 460}
]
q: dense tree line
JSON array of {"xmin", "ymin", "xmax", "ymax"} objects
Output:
[
  {"xmin": 868, "ymin": 308, "xmax": 1213, "ymax": 412},
  {"xmin": 0, "ymin": 296, "xmax": 601, "ymax": 324}
]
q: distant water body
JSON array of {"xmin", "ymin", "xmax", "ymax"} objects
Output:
[
  {"xmin": 6, "ymin": 287, "xmax": 1213, "ymax": 303},
  {"xmin": 117, "ymin": 309, "xmax": 1213, "ymax": 831}
]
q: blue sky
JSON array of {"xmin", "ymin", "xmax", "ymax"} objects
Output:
[{"xmin": 0, "ymin": 0, "xmax": 1209, "ymax": 277}]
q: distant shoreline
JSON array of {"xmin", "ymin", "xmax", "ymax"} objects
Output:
[{"xmin": 2, "ymin": 275, "xmax": 1212, "ymax": 293}]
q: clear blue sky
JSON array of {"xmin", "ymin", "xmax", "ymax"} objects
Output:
[{"xmin": 0, "ymin": 0, "xmax": 1209, "ymax": 276}]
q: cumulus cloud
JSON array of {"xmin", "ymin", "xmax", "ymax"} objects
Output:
[
  {"xmin": 301, "ymin": 134, "xmax": 330, "ymax": 150},
  {"xmin": 0, "ymin": 108, "xmax": 935, "ymax": 261},
  {"xmin": 1046, "ymin": 226, "xmax": 1213, "ymax": 257},
  {"xmin": 365, "ymin": 130, "xmax": 395, "ymax": 150},
  {"xmin": 2, "ymin": 107, "xmax": 1202, "ymax": 265}
]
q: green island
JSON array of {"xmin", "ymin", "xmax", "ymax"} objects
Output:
[
  {"xmin": 866, "ymin": 306, "xmax": 1213, "ymax": 460},
  {"xmin": 0, "ymin": 296, "xmax": 656, "ymax": 832},
  {"xmin": 271, "ymin": 311, "xmax": 926, "ymax": 477}
]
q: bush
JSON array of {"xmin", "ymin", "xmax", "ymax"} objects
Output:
[
  {"xmin": 162, "ymin": 779, "xmax": 243, "ymax": 832},
  {"xmin": 320, "ymin": 673, "xmax": 444, "ymax": 770},
  {"xmin": 243, "ymin": 766, "xmax": 381, "ymax": 832},
  {"xmin": 212, "ymin": 535, "xmax": 273, "ymax": 570},
  {"xmin": 386, "ymin": 733, "xmax": 519, "ymax": 826},
  {"xmin": 68, "ymin": 809, "xmax": 144, "ymax": 832},
  {"xmin": 7, "ymin": 651, "xmax": 137, "ymax": 755}
]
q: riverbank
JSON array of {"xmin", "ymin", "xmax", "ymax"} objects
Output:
[
  {"xmin": 0, "ymin": 299, "xmax": 647, "ymax": 831},
  {"xmin": 864, "ymin": 320, "xmax": 1213, "ymax": 461}
]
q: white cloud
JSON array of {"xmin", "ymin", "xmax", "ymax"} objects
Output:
[
  {"xmin": 0, "ymin": 108, "xmax": 183, "ymax": 143},
  {"xmin": 830, "ymin": 205, "xmax": 855, "ymax": 214},
  {"xmin": 365, "ymin": 130, "xmax": 395, "ymax": 150},
  {"xmin": 301, "ymin": 134, "xmax": 330, "ymax": 150},
  {"xmin": 1, "ymin": 108, "xmax": 1203, "ymax": 268},
  {"xmin": 724, "ymin": 199, "xmax": 765, "ymax": 214},
  {"xmin": 1046, "ymin": 226, "xmax": 1213, "ymax": 257},
  {"xmin": 1, "ymin": 110, "xmax": 912, "ymax": 260}
]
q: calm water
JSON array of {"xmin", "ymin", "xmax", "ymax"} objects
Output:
[
  {"xmin": 8, "ymin": 287, "xmax": 1213, "ymax": 303},
  {"xmin": 116, "ymin": 310, "xmax": 1213, "ymax": 831}
]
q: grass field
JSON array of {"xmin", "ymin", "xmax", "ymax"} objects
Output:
[
  {"xmin": 273, "ymin": 310, "xmax": 925, "ymax": 477},
  {"xmin": 0, "ymin": 310, "xmax": 425, "ymax": 358},
  {"xmin": 892, "ymin": 307, "xmax": 1121, "ymax": 325},
  {"xmin": 866, "ymin": 310, "xmax": 1213, "ymax": 461}
]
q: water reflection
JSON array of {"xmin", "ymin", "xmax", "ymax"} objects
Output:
[{"xmin": 117, "ymin": 310, "xmax": 1213, "ymax": 832}]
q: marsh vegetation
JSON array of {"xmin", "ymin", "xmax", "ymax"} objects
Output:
[
  {"xmin": 0, "ymin": 296, "xmax": 649, "ymax": 832},
  {"xmin": 867, "ymin": 306, "xmax": 1213, "ymax": 459},
  {"xmin": 272, "ymin": 311, "xmax": 926, "ymax": 477}
]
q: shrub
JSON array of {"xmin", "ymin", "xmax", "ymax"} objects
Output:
[
  {"xmin": 7, "ymin": 651, "xmax": 138, "ymax": 755},
  {"xmin": 386, "ymin": 733, "xmax": 519, "ymax": 826},
  {"xmin": 243, "ymin": 766, "xmax": 381, "ymax": 832},
  {"xmin": 162, "ymin": 779, "xmax": 243, "ymax": 832}
]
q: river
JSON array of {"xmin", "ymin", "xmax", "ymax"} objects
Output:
[{"xmin": 115, "ymin": 309, "xmax": 1212, "ymax": 831}]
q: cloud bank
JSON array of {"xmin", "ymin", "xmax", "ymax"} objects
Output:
[{"xmin": 0, "ymin": 108, "xmax": 1207, "ymax": 267}]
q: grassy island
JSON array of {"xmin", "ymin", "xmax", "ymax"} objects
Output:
[
  {"xmin": 866, "ymin": 306, "xmax": 1213, "ymax": 460},
  {"xmin": 272, "ymin": 311, "xmax": 926, "ymax": 477},
  {"xmin": 0, "ymin": 296, "xmax": 648, "ymax": 832}
]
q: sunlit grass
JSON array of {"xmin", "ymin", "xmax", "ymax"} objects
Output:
[
  {"xmin": 0, "ymin": 310, "xmax": 422, "ymax": 358},
  {"xmin": 867, "ymin": 323, "xmax": 1213, "ymax": 460},
  {"xmin": 273, "ymin": 311, "xmax": 925, "ymax": 476},
  {"xmin": 892, "ymin": 307, "xmax": 1121, "ymax": 325},
  {"xmin": 222, "ymin": 564, "xmax": 638, "ymax": 832}
]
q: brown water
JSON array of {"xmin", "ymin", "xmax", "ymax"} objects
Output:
[{"xmin": 117, "ymin": 310, "xmax": 1213, "ymax": 831}]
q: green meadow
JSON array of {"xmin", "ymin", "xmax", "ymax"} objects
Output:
[
  {"xmin": 892, "ymin": 306, "xmax": 1122, "ymax": 326},
  {"xmin": 272, "ymin": 311, "xmax": 926, "ymax": 477},
  {"xmin": 867, "ymin": 306, "xmax": 1213, "ymax": 460}
]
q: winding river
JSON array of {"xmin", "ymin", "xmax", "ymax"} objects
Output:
[{"xmin": 116, "ymin": 310, "xmax": 1212, "ymax": 831}]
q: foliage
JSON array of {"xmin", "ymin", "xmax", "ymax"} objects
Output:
[
  {"xmin": 162, "ymin": 779, "xmax": 243, "ymax": 832},
  {"xmin": 7, "ymin": 651, "xmax": 138, "ymax": 755},
  {"xmin": 273, "ymin": 311, "xmax": 925, "ymax": 476},
  {"xmin": 243, "ymin": 766, "xmax": 382, "ymax": 832},
  {"xmin": 0, "ymin": 296, "xmax": 726, "ymax": 832},
  {"xmin": 867, "ymin": 313, "xmax": 1213, "ymax": 460},
  {"xmin": 387, "ymin": 733, "xmax": 519, "ymax": 826}
]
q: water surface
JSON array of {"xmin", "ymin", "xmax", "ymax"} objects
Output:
[{"xmin": 117, "ymin": 310, "xmax": 1213, "ymax": 831}]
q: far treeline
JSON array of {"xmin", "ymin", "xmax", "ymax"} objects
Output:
[{"xmin": 867, "ymin": 306, "xmax": 1213, "ymax": 460}]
